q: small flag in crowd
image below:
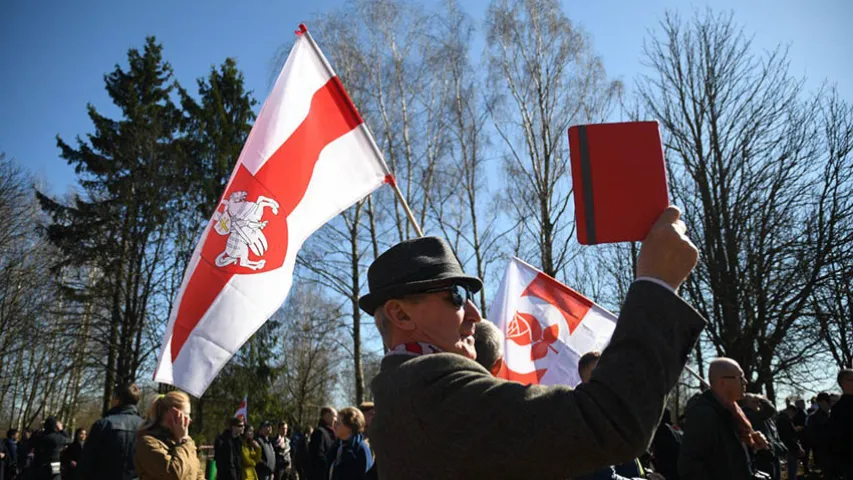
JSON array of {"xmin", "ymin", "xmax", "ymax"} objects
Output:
[
  {"xmin": 154, "ymin": 24, "xmax": 390, "ymax": 396},
  {"xmin": 234, "ymin": 396, "xmax": 248, "ymax": 421},
  {"xmin": 488, "ymin": 258, "xmax": 617, "ymax": 386}
]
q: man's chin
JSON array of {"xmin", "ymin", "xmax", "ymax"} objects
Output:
[{"xmin": 450, "ymin": 341, "xmax": 477, "ymax": 361}]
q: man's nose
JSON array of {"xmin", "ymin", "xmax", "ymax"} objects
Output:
[{"xmin": 464, "ymin": 299, "xmax": 482, "ymax": 323}]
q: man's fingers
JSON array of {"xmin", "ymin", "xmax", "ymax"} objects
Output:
[
  {"xmin": 673, "ymin": 219, "xmax": 687, "ymax": 236},
  {"xmin": 656, "ymin": 205, "xmax": 681, "ymax": 226}
]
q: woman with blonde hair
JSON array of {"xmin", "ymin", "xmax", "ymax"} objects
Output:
[{"xmin": 133, "ymin": 391, "xmax": 204, "ymax": 480}]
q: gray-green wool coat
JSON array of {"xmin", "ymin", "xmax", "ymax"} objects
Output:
[{"xmin": 369, "ymin": 281, "xmax": 705, "ymax": 480}]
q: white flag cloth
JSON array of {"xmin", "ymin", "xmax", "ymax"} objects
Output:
[
  {"xmin": 234, "ymin": 396, "xmax": 248, "ymax": 421},
  {"xmin": 488, "ymin": 258, "xmax": 617, "ymax": 387},
  {"xmin": 154, "ymin": 26, "xmax": 389, "ymax": 396}
]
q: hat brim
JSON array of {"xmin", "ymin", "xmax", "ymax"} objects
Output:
[{"xmin": 359, "ymin": 274, "xmax": 483, "ymax": 315}]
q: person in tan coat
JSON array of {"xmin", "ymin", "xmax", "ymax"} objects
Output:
[{"xmin": 133, "ymin": 391, "xmax": 204, "ymax": 480}]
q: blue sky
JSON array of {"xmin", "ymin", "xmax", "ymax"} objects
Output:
[{"xmin": 1, "ymin": 0, "xmax": 850, "ymax": 195}]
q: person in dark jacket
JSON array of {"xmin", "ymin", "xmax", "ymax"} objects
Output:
[
  {"xmin": 678, "ymin": 358, "xmax": 769, "ymax": 480},
  {"xmin": 17, "ymin": 429, "xmax": 33, "ymax": 476},
  {"xmin": 0, "ymin": 436, "xmax": 8, "ymax": 480},
  {"xmin": 365, "ymin": 210, "xmax": 706, "ymax": 479},
  {"xmin": 60, "ymin": 428, "xmax": 86, "ymax": 480},
  {"xmin": 308, "ymin": 408, "xmax": 336, "ymax": 480},
  {"xmin": 214, "ymin": 417, "xmax": 245, "ymax": 480},
  {"xmin": 4, "ymin": 429, "xmax": 19, "ymax": 480},
  {"xmin": 357, "ymin": 404, "xmax": 377, "ymax": 480},
  {"xmin": 829, "ymin": 368, "xmax": 853, "ymax": 480},
  {"xmin": 575, "ymin": 352, "xmax": 665, "ymax": 480},
  {"xmin": 807, "ymin": 392, "xmax": 831, "ymax": 474},
  {"xmin": 292, "ymin": 426, "xmax": 312, "ymax": 480},
  {"xmin": 326, "ymin": 407, "xmax": 372, "ymax": 480},
  {"xmin": 272, "ymin": 421, "xmax": 291, "ymax": 480},
  {"xmin": 256, "ymin": 422, "xmax": 277, "ymax": 480},
  {"xmin": 742, "ymin": 393, "xmax": 786, "ymax": 480},
  {"xmin": 77, "ymin": 382, "xmax": 144, "ymax": 480},
  {"xmin": 32, "ymin": 417, "xmax": 71, "ymax": 480},
  {"xmin": 792, "ymin": 398, "xmax": 810, "ymax": 475},
  {"xmin": 651, "ymin": 409, "xmax": 681, "ymax": 480},
  {"xmin": 776, "ymin": 405, "xmax": 802, "ymax": 480}
]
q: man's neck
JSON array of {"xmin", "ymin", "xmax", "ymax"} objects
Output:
[{"xmin": 710, "ymin": 389, "xmax": 734, "ymax": 406}]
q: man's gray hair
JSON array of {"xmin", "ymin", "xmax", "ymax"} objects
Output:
[
  {"xmin": 374, "ymin": 307, "xmax": 392, "ymax": 348},
  {"xmin": 473, "ymin": 320, "xmax": 504, "ymax": 372}
]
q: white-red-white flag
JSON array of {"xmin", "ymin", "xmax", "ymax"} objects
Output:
[
  {"xmin": 488, "ymin": 258, "xmax": 617, "ymax": 386},
  {"xmin": 234, "ymin": 396, "xmax": 248, "ymax": 421},
  {"xmin": 154, "ymin": 24, "xmax": 390, "ymax": 396}
]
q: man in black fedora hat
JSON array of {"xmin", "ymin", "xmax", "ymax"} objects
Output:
[{"xmin": 364, "ymin": 206, "xmax": 706, "ymax": 479}]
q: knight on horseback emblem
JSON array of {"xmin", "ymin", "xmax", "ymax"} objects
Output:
[{"xmin": 212, "ymin": 191, "xmax": 280, "ymax": 271}]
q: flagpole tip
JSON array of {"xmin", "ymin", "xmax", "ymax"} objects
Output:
[{"xmin": 296, "ymin": 23, "xmax": 308, "ymax": 36}]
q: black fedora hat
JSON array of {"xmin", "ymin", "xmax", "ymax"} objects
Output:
[{"xmin": 359, "ymin": 237, "xmax": 483, "ymax": 315}]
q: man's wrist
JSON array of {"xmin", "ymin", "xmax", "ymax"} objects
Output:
[{"xmin": 635, "ymin": 276, "xmax": 678, "ymax": 294}]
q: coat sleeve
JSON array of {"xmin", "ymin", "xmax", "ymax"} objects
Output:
[
  {"xmin": 676, "ymin": 404, "xmax": 715, "ymax": 480},
  {"xmin": 135, "ymin": 435, "xmax": 199, "ymax": 480},
  {"xmin": 406, "ymin": 281, "xmax": 705, "ymax": 479}
]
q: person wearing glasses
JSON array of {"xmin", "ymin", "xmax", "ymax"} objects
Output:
[
  {"xmin": 134, "ymin": 391, "xmax": 204, "ymax": 480},
  {"xmin": 363, "ymin": 206, "xmax": 707, "ymax": 479},
  {"xmin": 678, "ymin": 358, "xmax": 770, "ymax": 479},
  {"xmin": 215, "ymin": 417, "xmax": 245, "ymax": 480}
]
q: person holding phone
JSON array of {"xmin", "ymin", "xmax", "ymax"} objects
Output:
[
  {"xmin": 241, "ymin": 425, "xmax": 263, "ymax": 480},
  {"xmin": 133, "ymin": 391, "xmax": 204, "ymax": 480}
]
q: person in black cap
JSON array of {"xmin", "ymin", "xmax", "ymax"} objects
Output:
[{"xmin": 364, "ymin": 206, "xmax": 706, "ymax": 479}]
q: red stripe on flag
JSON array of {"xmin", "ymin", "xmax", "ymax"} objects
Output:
[
  {"xmin": 521, "ymin": 273, "xmax": 592, "ymax": 335},
  {"xmin": 253, "ymin": 78, "xmax": 363, "ymax": 215},
  {"xmin": 170, "ymin": 78, "xmax": 364, "ymax": 362}
]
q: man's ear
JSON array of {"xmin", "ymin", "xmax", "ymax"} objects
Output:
[{"xmin": 385, "ymin": 300, "xmax": 417, "ymax": 332}]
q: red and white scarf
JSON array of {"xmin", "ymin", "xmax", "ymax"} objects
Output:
[{"xmin": 386, "ymin": 342, "xmax": 443, "ymax": 357}]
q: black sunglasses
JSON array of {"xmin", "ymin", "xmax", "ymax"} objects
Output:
[{"xmin": 416, "ymin": 283, "xmax": 474, "ymax": 309}]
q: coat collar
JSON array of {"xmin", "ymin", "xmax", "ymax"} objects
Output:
[{"xmin": 106, "ymin": 404, "xmax": 139, "ymax": 417}]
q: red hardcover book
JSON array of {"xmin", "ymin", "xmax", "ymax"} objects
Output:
[{"xmin": 568, "ymin": 121, "xmax": 669, "ymax": 245}]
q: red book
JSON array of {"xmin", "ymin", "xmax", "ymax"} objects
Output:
[{"xmin": 568, "ymin": 121, "xmax": 669, "ymax": 245}]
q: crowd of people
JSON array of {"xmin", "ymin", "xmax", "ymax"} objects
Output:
[
  {"xmin": 212, "ymin": 404, "xmax": 375, "ymax": 480},
  {"xmin": 1, "ymin": 209, "xmax": 852, "ymax": 480},
  {"xmin": 0, "ymin": 383, "xmax": 378, "ymax": 480},
  {"xmin": 472, "ymin": 318, "xmax": 853, "ymax": 480}
]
